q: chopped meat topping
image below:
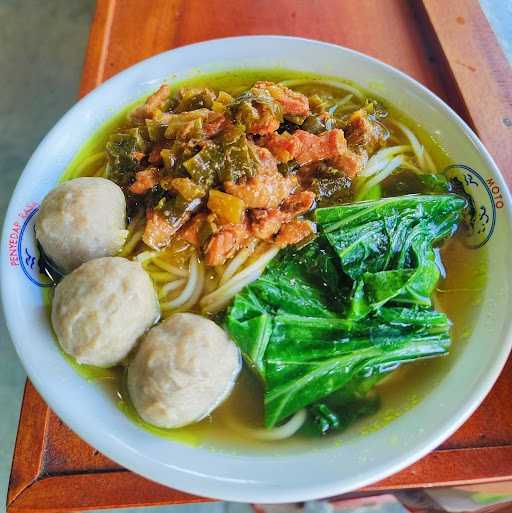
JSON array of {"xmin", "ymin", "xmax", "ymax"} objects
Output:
[
  {"xmin": 274, "ymin": 220, "xmax": 315, "ymax": 248},
  {"xmin": 110, "ymin": 81, "xmax": 395, "ymax": 262},
  {"xmin": 129, "ymin": 168, "xmax": 159, "ymax": 194},
  {"xmin": 148, "ymin": 145, "xmax": 163, "ymax": 165},
  {"xmin": 254, "ymin": 81, "xmax": 310, "ymax": 116},
  {"xmin": 143, "ymin": 209, "xmax": 175, "ymax": 250},
  {"xmin": 204, "ymin": 221, "xmax": 251, "ymax": 266},
  {"xmin": 249, "ymin": 191, "xmax": 316, "ymax": 241},
  {"xmin": 131, "ymin": 84, "xmax": 170, "ymax": 122},
  {"xmin": 264, "ymin": 129, "xmax": 347, "ymax": 165},
  {"xmin": 245, "ymin": 103, "xmax": 281, "ymax": 135},
  {"xmin": 253, "ymin": 145, "xmax": 279, "ymax": 174},
  {"xmin": 179, "ymin": 212, "xmax": 208, "ymax": 248},
  {"xmin": 130, "ymin": 151, "xmax": 145, "ymax": 161},
  {"xmin": 249, "ymin": 209, "xmax": 283, "ymax": 240},
  {"xmin": 203, "ymin": 112, "xmax": 228, "ymax": 137},
  {"xmin": 330, "ymin": 149, "xmax": 368, "ymax": 179},
  {"xmin": 262, "ymin": 131, "xmax": 300, "ymax": 163},
  {"xmin": 345, "ymin": 109, "xmax": 386, "ymax": 154},
  {"xmin": 280, "ymin": 190, "xmax": 316, "ymax": 220},
  {"xmin": 224, "ymin": 147, "xmax": 297, "ymax": 209}
]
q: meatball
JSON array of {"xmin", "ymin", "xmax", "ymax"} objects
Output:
[
  {"xmin": 52, "ymin": 257, "xmax": 160, "ymax": 367},
  {"xmin": 127, "ymin": 313, "xmax": 241, "ymax": 428},
  {"xmin": 36, "ymin": 177, "xmax": 127, "ymax": 272}
]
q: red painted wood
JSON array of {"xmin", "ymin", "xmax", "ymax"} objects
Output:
[{"xmin": 417, "ymin": 0, "xmax": 512, "ymax": 183}]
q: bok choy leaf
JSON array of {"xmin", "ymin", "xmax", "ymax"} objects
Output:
[{"xmin": 226, "ymin": 193, "xmax": 464, "ymax": 430}]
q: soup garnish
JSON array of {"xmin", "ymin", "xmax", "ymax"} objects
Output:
[{"xmin": 38, "ymin": 72, "xmax": 473, "ymax": 444}]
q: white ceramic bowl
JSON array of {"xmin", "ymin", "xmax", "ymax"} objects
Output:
[{"xmin": 2, "ymin": 36, "xmax": 512, "ymax": 503}]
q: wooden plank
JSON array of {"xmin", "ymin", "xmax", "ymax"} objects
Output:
[
  {"xmin": 7, "ymin": 473, "xmax": 207, "ymax": 513},
  {"xmin": 78, "ymin": 0, "xmax": 117, "ymax": 97},
  {"xmin": 7, "ymin": 382, "xmax": 49, "ymax": 506},
  {"xmin": 416, "ymin": 0, "xmax": 512, "ymax": 181},
  {"xmin": 368, "ymin": 446, "xmax": 512, "ymax": 491},
  {"xmin": 43, "ymin": 413, "xmax": 120, "ymax": 474},
  {"xmin": 79, "ymin": 0, "xmax": 446, "ymax": 98},
  {"xmin": 10, "ymin": 445, "xmax": 512, "ymax": 513}
]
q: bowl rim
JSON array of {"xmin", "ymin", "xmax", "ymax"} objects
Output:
[{"xmin": 2, "ymin": 35, "xmax": 512, "ymax": 503}]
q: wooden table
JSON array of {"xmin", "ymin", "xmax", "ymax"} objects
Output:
[{"xmin": 7, "ymin": 1, "xmax": 512, "ymax": 511}]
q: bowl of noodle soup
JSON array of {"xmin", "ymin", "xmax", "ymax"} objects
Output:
[{"xmin": 2, "ymin": 36, "xmax": 512, "ymax": 502}]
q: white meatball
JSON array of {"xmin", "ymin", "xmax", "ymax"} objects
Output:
[
  {"xmin": 52, "ymin": 257, "xmax": 160, "ymax": 367},
  {"xmin": 128, "ymin": 313, "xmax": 241, "ymax": 428},
  {"xmin": 36, "ymin": 177, "xmax": 127, "ymax": 272}
]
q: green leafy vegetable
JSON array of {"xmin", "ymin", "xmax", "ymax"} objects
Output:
[
  {"xmin": 164, "ymin": 109, "xmax": 209, "ymax": 140},
  {"xmin": 309, "ymin": 403, "xmax": 341, "ymax": 434},
  {"xmin": 316, "ymin": 194, "xmax": 465, "ymax": 316},
  {"xmin": 309, "ymin": 165, "xmax": 353, "ymax": 207},
  {"xmin": 155, "ymin": 195, "xmax": 203, "ymax": 233},
  {"xmin": 266, "ymin": 307, "xmax": 449, "ymax": 426},
  {"xmin": 216, "ymin": 125, "xmax": 257, "ymax": 183},
  {"xmin": 183, "ymin": 142, "xmax": 223, "ymax": 187},
  {"xmin": 382, "ymin": 170, "xmax": 450, "ymax": 196},
  {"xmin": 316, "ymin": 195, "xmax": 464, "ymax": 277},
  {"xmin": 226, "ymin": 250, "xmax": 453, "ymax": 427},
  {"xmin": 182, "ymin": 126, "xmax": 257, "ymax": 186},
  {"xmin": 226, "ymin": 193, "xmax": 464, "ymax": 430},
  {"xmin": 309, "ymin": 373, "xmax": 382, "ymax": 435},
  {"xmin": 174, "ymin": 88, "xmax": 215, "ymax": 113},
  {"xmin": 229, "ymin": 88, "xmax": 283, "ymax": 130},
  {"xmin": 302, "ymin": 114, "xmax": 337, "ymax": 134},
  {"xmin": 106, "ymin": 128, "xmax": 148, "ymax": 186}
]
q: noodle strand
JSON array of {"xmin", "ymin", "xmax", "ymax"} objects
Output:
[
  {"xmin": 356, "ymin": 155, "xmax": 403, "ymax": 201},
  {"xmin": 119, "ymin": 229, "xmax": 143, "ymax": 257},
  {"xmin": 158, "ymin": 279, "xmax": 186, "ymax": 300},
  {"xmin": 393, "ymin": 121, "xmax": 435, "ymax": 172},
  {"xmin": 224, "ymin": 409, "xmax": 307, "ymax": 441},
  {"xmin": 153, "ymin": 258, "xmax": 189, "ymax": 277},
  {"xmin": 177, "ymin": 260, "xmax": 205, "ymax": 312},
  {"xmin": 75, "ymin": 151, "xmax": 106, "ymax": 176},
  {"xmin": 220, "ymin": 241, "xmax": 258, "ymax": 285},
  {"xmin": 161, "ymin": 256, "xmax": 198, "ymax": 311},
  {"xmin": 201, "ymin": 246, "xmax": 280, "ymax": 313},
  {"xmin": 359, "ymin": 145, "xmax": 411, "ymax": 178},
  {"xmin": 278, "ymin": 79, "xmax": 364, "ymax": 100}
]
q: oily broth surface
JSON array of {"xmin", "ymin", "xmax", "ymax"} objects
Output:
[{"xmin": 48, "ymin": 70, "xmax": 487, "ymax": 452}]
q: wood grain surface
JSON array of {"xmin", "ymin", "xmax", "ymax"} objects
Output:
[
  {"xmin": 417, "ymin": 0, "xmax": 512, "ymax": 181},
  {"xmin": 79, "ymin": 0, "xmax": 447, "ymax": 98},
  {"xmin": 8, "ymin": 0, "xmax": 512, "ymax": 511}
]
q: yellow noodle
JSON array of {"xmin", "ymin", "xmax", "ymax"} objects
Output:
[
  {"xmin": 223, "ymin": 409, "xmax": 307, "ymax": 441},
  {"xmin": 220, "ymin": 241, "xmax": 258, "ymax": 286},
  {"xmin": 177, "ymin": 260, "xmax": 205, "ymax": 312},
  {"xmin": 153, "ymin": 258, "xmax": 189, "ymax": 277},
  {"xmin": 119, "ymin": 229, "xmax": 143, "ymax": 257},
  {"xmin": 151, "ymin": 271, "xmax": 180, "ymax": 283},
  {"xmin": 161, "ymin": 256, "xmax": 199, "ymax": 311},
  {"xmin": 158, "ymin": 279, "xmax": 187, "ymax": 300},
  {"xmin": 201, "ymin": 246, "xmax": 280, "ymax": 314},
  {"xmin": 76, "ymin": 151, "xmax": 106, "ymax": 177}
]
